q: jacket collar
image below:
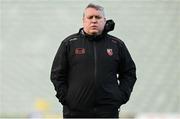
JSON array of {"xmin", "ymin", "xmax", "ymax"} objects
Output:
[{"xmin": 79, "ymin": 28, "xmax": 105, "ymax": 41}]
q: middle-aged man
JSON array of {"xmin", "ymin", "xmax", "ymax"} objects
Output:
[{"xmin": 51, "ymin": 3, "xmax": 137, "ymax": 118}]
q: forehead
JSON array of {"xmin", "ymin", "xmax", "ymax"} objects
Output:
[{"xmin": 84, "ymin": 8, "xmax": 104, "ymax": 17}]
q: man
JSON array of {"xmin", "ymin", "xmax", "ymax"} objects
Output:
[{"xmin": 51, "ymin": 3, "xmax": 137, "ymax": 118}]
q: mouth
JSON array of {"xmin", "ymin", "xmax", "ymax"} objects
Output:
[{"xmin": 91, "ymin": 26, "xmax": 98, "ymax": 29}]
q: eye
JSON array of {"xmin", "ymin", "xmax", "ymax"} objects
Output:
[
  {"xmin": 87, "ymin": 15, "xmax": 102, "ymax": 19},
  {"xmin": 95, "ymin": 16, "xmax": 102, "ymax": 19},
  {"xmin": 87, "ymin": 16, "xmax": 93, "ymax": 19}
]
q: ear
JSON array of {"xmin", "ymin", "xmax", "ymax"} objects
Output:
[
  {"xmin": 104, "ymin": 17, "xmax": 106, "ymax": 23},
  {"xmin": 82, "ymin": 17, "xmax": 85, "ymax": 22},
  {"xmin": 82, "ymin": 17, "xmax": 85, "ymax": 26}
]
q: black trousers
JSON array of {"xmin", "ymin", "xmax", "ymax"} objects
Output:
[{"xmin": 63, "ymin": 106, "xmax": 119, "ymax": 118}]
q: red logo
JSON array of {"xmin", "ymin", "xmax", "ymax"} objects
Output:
[
  {"xmin": 107, "ymin": 49, "xmax": 113, "ymax": 56},
  {"xmin": 75, "ymin": 48, "xmax": 85, "ymax": 55}
]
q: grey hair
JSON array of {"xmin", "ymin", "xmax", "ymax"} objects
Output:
[{"xmin": 83, "ymin": 3, "xmax": 105, "ymax": 17}]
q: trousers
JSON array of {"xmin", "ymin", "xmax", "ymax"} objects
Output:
[{"xmin": 63, "ymin": 105, "xmax": 119, "ymax": 118}]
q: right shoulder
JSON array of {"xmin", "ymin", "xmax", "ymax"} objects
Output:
[{"xmin": 62, "ymin": 33, "xmax": 80, "ymax": 44}]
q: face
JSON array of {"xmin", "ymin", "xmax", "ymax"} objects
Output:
[{"xmin": 83, "ymin": 8, "xmax": 106, "ymax": 35}]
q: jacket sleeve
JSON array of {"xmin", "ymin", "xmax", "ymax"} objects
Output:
[
  {"xmin": 50, "ymin": 41, "xmax": 68, "ymax": 105},
  {"xmin": 118, "ymin": 42, "xmax": 137, "ymax": 105}
]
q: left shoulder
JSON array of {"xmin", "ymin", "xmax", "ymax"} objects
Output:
[{"xmin": 106, "ymin": 34, "xmax": 125, "ymax": 47}]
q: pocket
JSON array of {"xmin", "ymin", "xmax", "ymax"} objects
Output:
[
  {"xmin": 62, "ymin": 95, "xmax": 68, "ymax": 106},
  {"xmin": 63, "ymin": 105, "xmax": 71, "ymax": 116},
  {"xmin": 117, "ymin": 90, "xmax": 126, "ymax": 106},
  {"xmin": 111, "ymin": 85, "xmax": 124, "ymax": 107}
]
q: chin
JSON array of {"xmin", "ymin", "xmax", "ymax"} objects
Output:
[{"xmin": 90, "ymin": 31, "xmax": 99, "ymax": 35}]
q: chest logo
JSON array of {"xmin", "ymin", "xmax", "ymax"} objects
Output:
[
  {"xmin": 75, "ymin": 48, "xmax": 85, "ymax": 55},
  {"xmin": 107, "ymin": 49, "xmax": 113, "ymax": 56}
]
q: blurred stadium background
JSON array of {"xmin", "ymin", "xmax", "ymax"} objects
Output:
[{"xmin": 0, "ymin": 0, "xmax": 180, "ymax": 118}]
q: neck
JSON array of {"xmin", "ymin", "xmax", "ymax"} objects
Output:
[
  {"xmin": 82, "ymin": 30, "xmax": 102, "ymax": 37},
  {"xmin": 80, "ymin": 29, "xmax": 105, "ymax": 41}
]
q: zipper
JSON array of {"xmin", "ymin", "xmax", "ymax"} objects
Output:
[
  {"xmin": 94, "ymin": 41, "xmax": 97, "ymax": 81},
  {"xmin": 93, "ymin": 41, "xmax": 97, "ymax": 106},
  {"xmin": 93, "ymin": 41, "xmax": 97, "ymax": 83}
]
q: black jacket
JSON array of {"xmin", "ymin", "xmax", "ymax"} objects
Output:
[{"xmin": 51, "ymin": 29, "xmax": 136, "ymax": 112}]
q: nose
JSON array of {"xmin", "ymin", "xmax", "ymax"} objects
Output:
[{"xmin": 92, "ymin": 17, "xmax": 97, "ymax": 23}]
